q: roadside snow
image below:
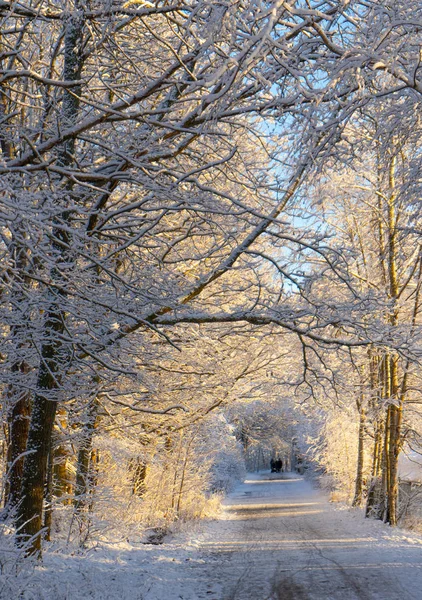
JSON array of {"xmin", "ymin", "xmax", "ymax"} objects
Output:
[{"xmin": 399, "ymin": 450, "xmax": 422, "ymax": 482}]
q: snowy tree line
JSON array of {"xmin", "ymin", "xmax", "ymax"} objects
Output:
[{"xmin": 0, "ymin": 0, "xmax": 422, "ymax": 557}]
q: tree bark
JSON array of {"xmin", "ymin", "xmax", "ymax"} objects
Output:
[
  {"xmin": 53, "ymin": 409, "xmax": 73, "ymax": 505},
  {"xmin": 384, "ymin": 157, "xmax": 401, "ymax": 526},
  {"xmin": 4, "ymin": 222, "xmax": 33, "ymax": 511},
  {"xmin": 5, "ymin": 381, "xmax": 31, "ymax": 510},
  {"xmin": 352, "ymin": 401, "xmax": 365, "ymax": 507},
  {"xmin": 44, "ymin": 447, "xmax": 54, "ymax": 542},
  {"xmin": 15, "ymin": 3, "xmax": 85, "ymax": 555},
  {"xmin": 74, "ymin": 398, "xmax": 100, "ymax": 514},
  {"xmin": 130, "ymin": 459, "xmax": 147, "ymax": 497},
  {"xmin": 16, "ymin": 326, "xmax": 64, "ymax": 554}
]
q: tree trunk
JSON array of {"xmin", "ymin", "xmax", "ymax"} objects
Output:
[
  {"xmin": 53, "ymin": 447, "xmax": 72, "ymax": 503},
  {"xmin": 15, "ymin": 3, "xmax": 85, "ymax": 556},
  {"xmin": 4, "ymin": 223, "xmax": 32, "ymax": 511},
  {"xmin": 366, "ymin": 353, "xmax": 388, "ymax": 519},
  {"xmin": 53, "ymin": 409, "xmax": 73, "ymax": 505},
  {"xmin": 44, "ymin": 447, "xmax": 54, "ymax": 542},
  {"xmin": 352, "ymin": 404, "xmax": 365, "ymax": 507},
  {"xmin": 385, "ymin": 404, "xmax": 402, "ymax": 525},
  {"xmin": 384, "ymin": 354, "xmax": 401, "ymax": 525},
  {"xmin": 384, "ymin": 157, "xmax": 401, "ymax": 526},
  {"xmin": 5, "ymin": 383, "xmax": 31, "ymax": 510},
  {"xmin": 16, "ymin": 340, "xmax": 62, "ymax": 554},
  {"xmin": 74, "ymin": 398, "xmax": 100, "ymax": 514},
  {"xmin": 176, "ymin": 435, "xmax": 195, "ymax": 517},
  {"xmin": 88, "ymin": 448, "xmax": 100, "ymax": 513},
  {"xmin": 130, "ymin": 459, "xmax": 147, "ymax": 497}
]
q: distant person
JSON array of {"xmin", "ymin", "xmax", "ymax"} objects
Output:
[{"xmin": 270, "ymin": 458, "xmax": 276, "ymax": 473}]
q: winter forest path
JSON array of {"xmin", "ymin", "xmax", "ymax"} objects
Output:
[
  {"xmin": 170, "ymin": 472, "xmax": 422, "ymax": 600},
  {"xmin": 35, "ymin": 473, "xmax": 422, "ymax": 600}
]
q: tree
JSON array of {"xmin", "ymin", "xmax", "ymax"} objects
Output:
[
  {"xmin": 2, "ymin": 0, "xmax": 422, "ymax": 558},
  {"xmin": 1, "ymin": 0, "xmax": 349, "ymax": 555}
]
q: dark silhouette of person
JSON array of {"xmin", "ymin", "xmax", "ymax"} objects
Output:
[{"xmin": 270, "ymin": 458, "xmax": 276, "ymax": 472}]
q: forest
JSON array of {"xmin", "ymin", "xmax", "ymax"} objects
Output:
[{"xmin": 0, "ymin": 0, "xmax": 422, "ymax": 596}]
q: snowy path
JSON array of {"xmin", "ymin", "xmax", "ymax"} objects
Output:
[
  {"xmin": 184, "ymin": 472, "xmax": 422, "ymax": 600},
  {"xmin": 25, "ymin": 473, "xmax": 422, "ymax": 600}
]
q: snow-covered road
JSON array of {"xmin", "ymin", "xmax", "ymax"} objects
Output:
[
  {"xmin": 188, "ymin": 472, "xmax": 422, "ymax": 600},
  {"xmin": 25, "ymin": 473, "xmax": 422, "ymax": 600}
]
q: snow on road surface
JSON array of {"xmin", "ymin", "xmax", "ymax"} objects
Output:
[
  {"xmin": 18, "ymin": 473, "xmax": 422, "ymax": 600},
  {"xmin": 185, "ymin": 472, "xmax": 422, "ymax": 600}
]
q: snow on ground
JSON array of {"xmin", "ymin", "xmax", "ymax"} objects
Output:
[
  {"xmin": 4, "ymin": 473, "xmax": 422, "ymax": 600},
  {"xmin": 399, "ymin": 450, "xmax": 422, "ymax": 482}
]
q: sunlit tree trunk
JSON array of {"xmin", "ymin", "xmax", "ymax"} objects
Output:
[
  {"xmin": 352, "ymin": 393, "xmax": 366, "ymax": 507},
  {"xmin": 53, "ymin": 409, "xmax": 73, "ymax": 504},
  {"xmin": 130, "ymin": 459, "xmax": 148, "ymax": 497},
  {"xmin": 383, "ymin": 156, "xmax": 401, "ymax": 526}
]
